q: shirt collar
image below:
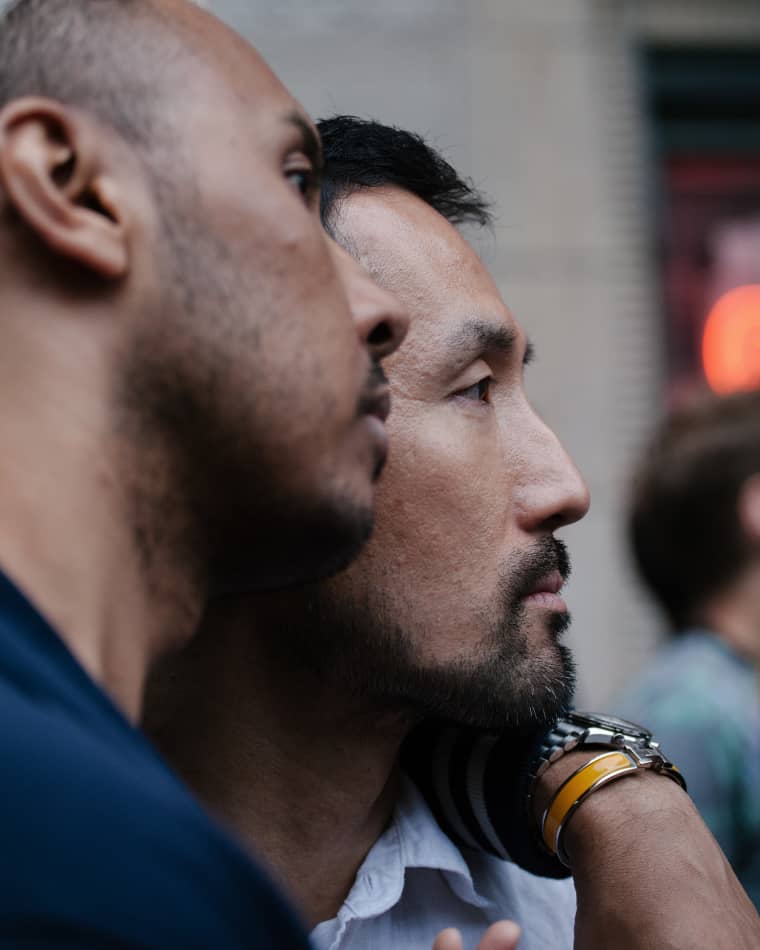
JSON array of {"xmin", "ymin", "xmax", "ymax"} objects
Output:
[
  {"xmin": 0, "ymin": 565, "xmax": 156, "ymax": 752},
  {"xmin": 341, "ymin": 774, "xmax": 493, "ymax": 922}
]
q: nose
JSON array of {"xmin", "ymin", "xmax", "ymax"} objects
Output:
[
  {"xmin": 516, "ymin": 413, "xmax": 590, "ymax": 534},
  {"xmin": 330, "ymin": 239, "xmax": 409, "ymax": 362}
]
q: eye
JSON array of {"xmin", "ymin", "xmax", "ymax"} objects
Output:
[
  {"xmin": 454, "ymin": 377, "xmax": 492, "ymax": 403},
  {"xmin": 285, "ymin": 167, "xmax": 313, "ymax": 200}
]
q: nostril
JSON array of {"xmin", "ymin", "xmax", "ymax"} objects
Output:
[{"xmin": 368, "ymin": 321, "xmax": 393, "ymax": 346}]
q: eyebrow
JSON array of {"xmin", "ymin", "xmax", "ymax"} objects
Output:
[
  {"xmin": 284, "ymin": 111, "xmax": 325, "ymax": 179},
  {"xmin": 445, "ymin": 319, "xmax": 535, "ymax": 370}
]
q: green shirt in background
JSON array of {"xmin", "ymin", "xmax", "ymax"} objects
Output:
[{"xmin": 616, "ymin": 630, "xmax": 760, "ymax": 910}]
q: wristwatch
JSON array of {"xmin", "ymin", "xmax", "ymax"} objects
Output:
[
  {"xmin": 529, "ymin": 710, "xmax": 686, "ymax": 788},
  {"xmin": 528, "ymin": 711, "xmax": 687, "ymax": 866},
  {"xmin": 400, "ymin": 711, "xmax": 687, "ymax": 880}
]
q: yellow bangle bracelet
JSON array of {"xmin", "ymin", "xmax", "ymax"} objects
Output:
[{"xmin": 541, "ymin": 750, "xmax": 638, "ymax": 866}]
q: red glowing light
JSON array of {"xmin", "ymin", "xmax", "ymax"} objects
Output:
[{"xmin": 702, "ymin": 285, "xmax": 760, "ymax": 395}]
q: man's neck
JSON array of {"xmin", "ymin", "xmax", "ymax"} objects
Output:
[
  {"xmin": 0, "ymin": 294, "xmax": 203, "ymax": 721},
  {"xmin": 148, "ymin": 604, "xmax": 411, "ymax": 927},
  {"xmin": 701, "ymin": 561, "xmax": 760, "ymax": 668}
]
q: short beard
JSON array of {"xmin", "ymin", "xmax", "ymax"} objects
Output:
[
  {"xmin": 118, "ymin": 164, "xmax": 376, "ymax": 595},
  {"xmin": 271, "ymin": 537, "xmax": 576, "ymax": 732}
]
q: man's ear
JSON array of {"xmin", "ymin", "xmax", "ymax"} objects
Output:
[
  {"xmin": 737, "ymin": 472, "xmax": 760, "ymax": 544},
  {"xmin": 0, "ymin": 97, "xmax": 130, "ymax": 279}
]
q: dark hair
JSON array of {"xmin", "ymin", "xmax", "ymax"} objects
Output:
[
  {"xmin": 630, "ymin": 388, "xmax": 760, "ymax": 630},
  {"xmin": 0, "ymin": 0, "xmax": 182, "ymax": 148},
  {"xmin": 317, "ymin": 115, "xmax": 492, "ymax": 233}
]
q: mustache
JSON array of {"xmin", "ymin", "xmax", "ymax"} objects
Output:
[
  {"xmin": 507, "ymin": 536, "xmax": 571, "ymax": 604},
  {"xmin": 357, "ymin": 361, "xmax": 390, "ymax": 416}
]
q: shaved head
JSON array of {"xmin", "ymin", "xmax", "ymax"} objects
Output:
[{"xmin": 0, "ymin": 0, "xmax": 195, "ymax": 152}]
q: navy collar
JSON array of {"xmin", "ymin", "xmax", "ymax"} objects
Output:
[{"xmin": 0, "ymin": 566, "xmax": 142, "ymax": 745}]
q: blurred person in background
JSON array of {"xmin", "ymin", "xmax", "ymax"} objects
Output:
[
  {"xmin": 148, "ymin": 117, "xmax": 760, "ymax": 950},
  {"xmin": 617, "ymin": 388, "xmax": 760, "ymax": 909},
  {"xmin": 0, "ymin": 0, "xmax": 415, "ymax": 946}
]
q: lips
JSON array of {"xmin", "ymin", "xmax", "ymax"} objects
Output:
[
  {"xmin": 358, "ymin": 385, "xmax": 392, "ymax": 480},
  {"xmin": 365, "ymin": 386, "xmax": 391, "ymax": 424},
  {"xmin": 520, "ymin": 570, "xmax": 568, "ymax": 613},
  {"xmin": 523, "ymin": 570, "xmax": 564, "ymax": 598}
]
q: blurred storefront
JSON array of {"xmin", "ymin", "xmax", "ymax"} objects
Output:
[{"xmin": 647, "ymin": 46, "xmax": 760, "ymax": 402}]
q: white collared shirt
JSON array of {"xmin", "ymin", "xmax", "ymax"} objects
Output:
[{"xmin": 311, "ymin": 776, "xmax": 576, "ymax": 950}]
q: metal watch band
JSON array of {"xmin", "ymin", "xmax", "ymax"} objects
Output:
[
  {"xmin": 527, "ymin": 710, "xmax": 688, "ymax": 806},
  {"xmin": 532, "ymin": 719, "xmax": 588, "ymax": 780}
]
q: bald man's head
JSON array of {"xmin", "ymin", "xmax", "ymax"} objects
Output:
[
  {"xmin": 0, "ymin": 0, "xmax": 399, "ymax": 596},
  {"xmin": 0, "ymin": 0, "xmax": 194, "ymax": 154}
]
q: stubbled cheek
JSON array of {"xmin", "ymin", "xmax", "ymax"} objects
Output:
[
  {"xmin": 373, "ymin": 478, "xmax": 506, "ymax": 589},
  {"xmin": 371, "ymin": 410, "xmax": 514, "ymax": 549}
]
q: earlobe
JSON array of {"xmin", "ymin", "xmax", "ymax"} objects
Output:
[{"xmin": 0, "ymin": 97, "xmax": 129, "ymax": 280}]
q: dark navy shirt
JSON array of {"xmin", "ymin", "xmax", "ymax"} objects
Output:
[{"xmin": 0, "ymin": 569, "xmax": 310, "ymax": 948}]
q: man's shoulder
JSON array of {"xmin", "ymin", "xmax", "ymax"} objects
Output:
[
  {"xmin": 619, "ymin": 631, "xmax": 757, "ymax": 723},
  {"xmin": 0, "ymin": 669, "xmax": 199, "ymax": 825},
  {"xmin": 0, "ymin": 678, "xmax": 308, "ymax": 950}
]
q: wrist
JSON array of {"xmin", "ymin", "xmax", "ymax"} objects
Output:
[
  {"xmin": 532, "ymin": 748, "xmax": 689, "ymax": 867},
  {"xmin": 527, "ymin": 711, "xmax": 687, "ymax": 868},
  {"xmin": 532, "ymin": 749, "xmax": 697, "ymax": 872}
]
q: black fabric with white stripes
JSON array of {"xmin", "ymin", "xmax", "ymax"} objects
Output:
[{"xmin": 401, "ymin": 722, "xmax": 570, "ymax": 879}]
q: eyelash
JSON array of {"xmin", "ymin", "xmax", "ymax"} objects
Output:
[
  {"xmin": 454, "ymin": 377, "xmax": 492, "ymax": 404},
  {"xmin": 285, "ymin": 167, "xmax": 315, "ymax": 202}
]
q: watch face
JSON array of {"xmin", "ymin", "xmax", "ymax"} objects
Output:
[{"xmin": 570, "ymin": 710, "xmax": 651, "ymax": 738}]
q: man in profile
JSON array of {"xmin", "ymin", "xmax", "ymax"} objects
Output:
[
  {"xmin": 0, "ymin": 2, "xmax": 409, "ymax": 945},
  {"xmin": 150, "ymin": 117, "xmax": 760, "ymax": 950}
]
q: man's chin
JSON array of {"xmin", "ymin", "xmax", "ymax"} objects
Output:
[
  {"xmin": 280, "ymin": 502, "xmax": 375, "ymax": 589},
  {"xmin": 269, "ymin": 584, "xmax": 575, "ymax": 731},
  {"xmin": 419, "ymin": 639, "xmax": 576, "ymax": 733},
  {"xmin": 210, "ymin": 498, "xmax": 374, "ymax": 596},
  {"xmin": 550, "ymin": 608, "xmax": 572, "ymax": 638}
]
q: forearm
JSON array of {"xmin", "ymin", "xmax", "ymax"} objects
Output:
[{"xmin": 534, "ymin": 752, "xmax": 760, "ymax": 950}]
